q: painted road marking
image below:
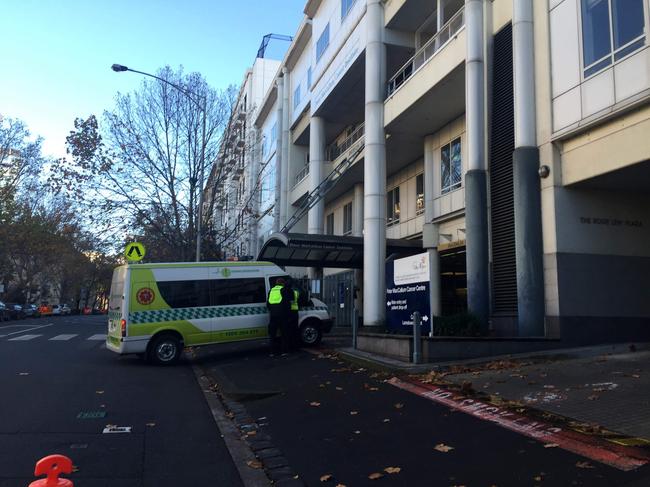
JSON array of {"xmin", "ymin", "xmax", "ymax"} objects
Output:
[
  {"xmin": 8, "ymin": 334, "xmax": 43, "ymax": 341},
  {"xmin": 388, "ymin": 377, "xmax": 650, "ymax": 472},
  {"xmin": 2, "ymin": 324, "xmax": 54, "ymax": 337},
  {"xmin": 49, "ymin": 334, "xmax": 78, "ymax": 341},
  {"xmin": 87, "ymin": 334, "xmax": 107, "ymax": 341}
]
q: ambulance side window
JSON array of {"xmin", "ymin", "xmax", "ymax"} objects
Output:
[{"xmin": 158, "ymin": 280, "xmax": 211, "ymax": 308}]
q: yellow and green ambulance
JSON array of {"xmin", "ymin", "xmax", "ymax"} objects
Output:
[{"xmin": 107, "ymin": 262, "xmax": 333, "ymax": 364}]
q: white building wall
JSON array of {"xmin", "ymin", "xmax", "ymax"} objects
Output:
[
  {"xmin": 549, "ymin": 0, "xmax": 650, "ymax": 134},
  {"xmin": 290, "ymin": 46, "xmax": 313, "ymax": 125},
  {"xmin": 386, "ymin": 160, "xmax": 425, "ymax": 239}
]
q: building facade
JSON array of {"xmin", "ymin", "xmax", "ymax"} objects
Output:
[{"xmin": 209, "ymin": 0, "xmax": 650, "ymax": 344}]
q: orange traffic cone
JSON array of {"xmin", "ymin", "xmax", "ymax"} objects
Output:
[{"xmin": 29, "ymin": 455, "xmax": 73, "ymax": 487}]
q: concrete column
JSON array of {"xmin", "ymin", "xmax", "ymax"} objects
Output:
[
  {"xmin": 363, "ymin": 0, "xmax": 387, "ymax": 327},
  {"xmin": 308, "ymin": 116, "xmax": 326, "ymax": 235},
  {"xmin": 281, "ymin": 68, "xmax": 291, "ymax": 228},
  {"xmin": 353, "ymin": 183, "xmax": 364, "ymax": 237},
  {"xmin": 465, "ymin": 0, "xmax": 490, "ymax": 331},
  {"xmin": 423, "ymin": 135, "xmax": 441, "ymax": 321},
  {"xmin": 513, "ymin": 0, "xmax": 544, "ymax": 336},
  {"xmin": 437, "ymin": 0, "xmax": 446, "ymax": 30},
  {"xmin": 273, "ymin": 77, "xmax": 284, "ymax": 232}
]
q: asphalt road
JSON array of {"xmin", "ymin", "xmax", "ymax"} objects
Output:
[
  {"xmin": 0, "ymin": 315, "xmax": 242, "ymax": 487},
  {"xmin": 195, "ymin": 339, "xmax": 650, "ymax": 487}
]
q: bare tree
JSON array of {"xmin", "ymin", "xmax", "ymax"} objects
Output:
[{"xmin": 51, "ymin": 67, "xmax": 237, "ymax": 261}]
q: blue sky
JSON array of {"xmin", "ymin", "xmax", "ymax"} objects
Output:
[{"xmin": 0, "ymin": 0, "xmax": 305, "ymax": 159}]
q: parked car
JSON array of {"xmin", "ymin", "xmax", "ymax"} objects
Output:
[
  {"xmin": 23, "ymin": 304, "xmax": 39, "ymax": 318},
  {"xmin": 38, "ymin": 304, "xmax": 53, "ymax": 316},
  {"xmin": 0, "ymin": 301, "xmax": 8, "ymax": 321},
  {"xmin": 60, "ymin": 304, "xmax": 71, "ymax": 316},
  {"xmin": 82, "ymin": 306, "xmax": 92, "ymax": 315},
  {"xmin": 51, "ymin": 304, "xmax": 62, "ymax": 316},
  {"xmin": 5, "ymin": 303, "xmax": 25, "ymax": 320}
]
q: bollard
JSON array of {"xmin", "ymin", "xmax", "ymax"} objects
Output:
[
  {"xmin": 29, "ymin": 455, "xmax": 74, "ymax": 487},
  {"xmin": 412, "ymin": 311, "xmax": 422, "ymax": 365},
  {"xmin": 352, "ymin": 308, "xmax": 359, "ymax": 349}
]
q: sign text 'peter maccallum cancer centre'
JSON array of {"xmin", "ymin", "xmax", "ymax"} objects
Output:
[{"xmin": 386, "ymin": 252, "xmax": 431, "ymax": 334}]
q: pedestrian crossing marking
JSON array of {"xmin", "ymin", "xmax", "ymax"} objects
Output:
[
  {"xmin": 8, "ymin": 334, "xmax": 42, "ymax": 341},
  {"xmin": 50, "ymin": 334, "xmax": 78, "ymax": 341},
  {"xmin": 87, "ymin": 334, "xmax": 107, "ymax": 341}
]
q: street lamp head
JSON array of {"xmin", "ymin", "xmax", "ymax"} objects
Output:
[{"xmin": 111, "ymin": 64, "xmax": 129, "ymax": 72}]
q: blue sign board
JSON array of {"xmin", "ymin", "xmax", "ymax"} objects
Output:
[{"xmin": 385, "ymin": 253, "xmax": 431, "ymax": 334}]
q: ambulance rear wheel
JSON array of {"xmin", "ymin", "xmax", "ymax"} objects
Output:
[
  {"xmin": 148, "ymin": 333, "xmax": 182, "ymax": 365},
  {"xmin": 300, "ymin": 320, "xmax": 322, "ymax": 346}
]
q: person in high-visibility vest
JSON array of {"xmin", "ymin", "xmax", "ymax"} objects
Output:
[
  {"xmin": 289, "ymin": 283, "xmax": 301, "ymax": 350},
  {"xmin": 266, "ymin": 277, "xmax": 293, "ymax": 356}
]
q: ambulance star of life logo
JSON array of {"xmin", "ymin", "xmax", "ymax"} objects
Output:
[{"xmin": 136, "ymin": 287, "xmax": 155, "ymax": 305}]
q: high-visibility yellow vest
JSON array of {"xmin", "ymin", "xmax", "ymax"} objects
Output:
[
  {"xmin": 291, "ymin": 289, "xmax": 299, "ymax": 311},
  {"xmin": 268, "ymin": 285, "xmax": 284, "ymax": 305}
]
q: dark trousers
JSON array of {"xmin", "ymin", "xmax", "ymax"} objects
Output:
[
  {"xmin": 269, "ymin": 312, "xmax": 291, "ymax": 354},
  {"xmin": 289, "ymin": 311, "xmax": 299, "ymax": 350}
]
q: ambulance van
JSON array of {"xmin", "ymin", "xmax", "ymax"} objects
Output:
[{"xmin": 106, "ymin": 262, "xmax": 333, "ymax": 364}]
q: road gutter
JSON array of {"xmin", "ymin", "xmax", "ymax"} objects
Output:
[{"xmin": 192, "ymin": 365, "xmax": 271, "ymax": 487}]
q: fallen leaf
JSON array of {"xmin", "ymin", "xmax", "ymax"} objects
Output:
[
  {"xmin": 247, "ymin": 460, "xmax": 263, "ymax": 469},
  {"xmin": 319, "ymin": 384, "xmax": 326, "ymax": 388},
  {"xmin": 382, "ymin": 418, "xmax": 390, "ymax": 423},
  {"xmin": 96, "ymin": 390, "xmax": 105, "ymax": 394},
  {"xmin": 336, "ymin": 386, "xmax": 343, "ymax": 391},
  {"xmin": 394, "ymin": 403, "xmax": 404, "ymax": 409},
  {"xmin": 320, "ymin": 474, "xmax": 333, "ymax": 482},
  {"xmin": 434, "ymin": 443, "xmax": 454, "ymax": 453},
  {"xmin": 350, "ymin": 411, "xmax": 359, "ymax": 415},
  {"xmin": 543, "ymin": 443, "xmax": 559, "ymax": 448},
  {"xmin": 146, "ymin": 422, "xmax": 156, "ymax": 427},
  {"xmin": 71, "ymin": 465, "xmax": 79, "ymax": 473},
  {"xmin": 632, "ymin": 374, "xmax": 641, "ymax": 379},
  {"xmin": 310, "ymin": 402, "xmax": 321, "ymax": 407},
  {"xmin": 246, "ymin": 430, "xmax": 257, "ymax": 436},
  {"xmin": 18, "ymin": 372, "xmax": 30, "ymax": 376},
  {"xmin": 588, "ymin": 394, "xmax": 600, "ymax": 401},
  {"xmin": 354, "ymin": 430, "xmax": 361, "ymax": 434},
  {"xmin": 533, "ymin": 475, "xmax": 543, "ymax": 481},
  {"xmin": 384, "ymin": 466, "xmax": 401, "ymax": 474},
  {"xmin": 575, "ymin": 461, "xmax": 595, "ymax": 469},
  {"xmin": 368, "ymin": 472, "xmax": 384, "ymax": 480},
  {"xmin": 336, "ymin": 484, "xmax": 347, "ymax": 487}
]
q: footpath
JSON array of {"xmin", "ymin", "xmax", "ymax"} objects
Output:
[{"xmin": 194, "ymin": 338, "xmax": 650, "ymax": 487}]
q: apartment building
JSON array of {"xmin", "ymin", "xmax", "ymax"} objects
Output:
[
  {"xmin": 214, "ymin": 0, "xmax": 650, "ymax": 345},
  {"xmin": 204, "ymin": 55, "xmax": 280, "ymax": 260}
]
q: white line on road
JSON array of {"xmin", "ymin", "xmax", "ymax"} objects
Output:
[
  {"xmin": 8, "ymin": 334, "xmax": 42, "ymax": 341},
  {"xmin": 87, "ymin": 334, "xmax": 107, "ymax": 341},
  {"xmin": 2, "ymin": 324, "xmax": 54, "ymax": 337},
  {"xmin": 49, "ymin": 334, "xmax": 78, "ymax": 341}
]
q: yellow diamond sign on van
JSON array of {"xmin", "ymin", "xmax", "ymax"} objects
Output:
[{"xmin": 125, "ymin": 242, "xmax": 146, "ymax": 262}]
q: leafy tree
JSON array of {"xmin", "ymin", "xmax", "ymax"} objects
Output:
[{"xmin": 51, "ymin": 66, "xmax": 237, "ymax": 261}]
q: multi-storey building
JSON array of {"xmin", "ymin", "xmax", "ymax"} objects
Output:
[
  {"xmin": 204, "ymin": 55, "xmax": 281, "ymax": 260},
  {"xmin": 214, "ymin": 0, "xmax": 650, "ymax": 345}
]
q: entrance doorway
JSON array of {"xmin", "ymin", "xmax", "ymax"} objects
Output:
[
  {"xmin": 440, "ymin": 246, "xmax": 467, "ymax": 315},
  {"xmin": 323, "ymin": 271, "xmax": 355, "ymax": 327}
]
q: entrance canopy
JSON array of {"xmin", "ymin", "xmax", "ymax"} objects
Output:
[{"xmin": 257, "ymin": 232, "xmax": 423, "ymax": 269}]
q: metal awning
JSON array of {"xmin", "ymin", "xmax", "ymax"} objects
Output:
[{"xmin": 257, "ymin": 232, "xmax": 423, "ymax": 269}]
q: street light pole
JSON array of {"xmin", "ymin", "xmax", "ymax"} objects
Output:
[{"xmin": 111, "ymin": 64, "xmax": 207, "ymax": 262}]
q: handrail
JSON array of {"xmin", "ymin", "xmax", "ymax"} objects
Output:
[
  {"xmin": 327, "ymin": 123, "xmax": 365, "ymax": 161},
  {"xmin": 387, "ymin": 7, "xmax": 465, "ymax": 97},
  {"xmin": 294, "ymin": 164, "xmax": 310, "ymax": 187}
]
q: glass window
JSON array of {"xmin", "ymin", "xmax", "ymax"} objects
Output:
[
  {"xmin": 317, "ymin": 23, "xmax": 330, "ymax": 61},
  {"xmin": 416, "ymin": 173, "xmax": 425, "ymax": 214},
  {"xmin": 270, "ymin": 122, "xmax": 277, "ymax": 142},
  {"xmin": 341, "ymin": 0, "xmax": 356, "ymax": 20},
  {"xmin": 326, "ymin": 213, "xmax": 334, "ymax": 235},
  {"xmin": 307, "ymin": 67, "xmax": 312, "ymax": 88},
  {"xmin": 211, "ymin": 278, "xmax": 265, "ymax": 306},
  {"xmin": 441, "ymin": 137, "xmax": 462, "ymax": 194},
  {"xmin": 343, "ymin": 202, "xmax": 352, "ymax": 235},
  {"xmin": 581, "ymin": 0, "xmax": 646, "ymax": 77},
  {"xmin": 294, "ymin": 85, "xmax": 301, "ymax": 109},
  {"xmin": 387, "ymin": 187, "xmax": 401, "ymax": 226},
  {"xmin": 158, "ymin": 280, "xmax": 211, "ymax": 309}
]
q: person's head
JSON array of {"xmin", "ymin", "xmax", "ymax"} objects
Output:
[{"xmin": 275, "ymin": 277, "xmax": 286, "ymax": 286}]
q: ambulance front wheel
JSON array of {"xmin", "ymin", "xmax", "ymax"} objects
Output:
[
  {"xmin": 148, "ymin": 333, "xmax": 182, "ymax": 365},
  {"xmin": 300, "ymin": 319, "xmax": 322, "ymax": 346}
]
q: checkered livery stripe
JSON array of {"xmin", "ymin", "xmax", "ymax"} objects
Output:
[{"xmin": 129, "ymin": 305, "xmax": 328, "ymax": 324}]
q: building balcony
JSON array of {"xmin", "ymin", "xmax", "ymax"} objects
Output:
[{"xmin": 327, "ymin": 123, "xmax": 365, "ymax": 170}]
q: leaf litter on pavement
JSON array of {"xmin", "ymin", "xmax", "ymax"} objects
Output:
[{"xmin": 434, "ymin": 443, "xmax": 454, "ymax": 453}]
